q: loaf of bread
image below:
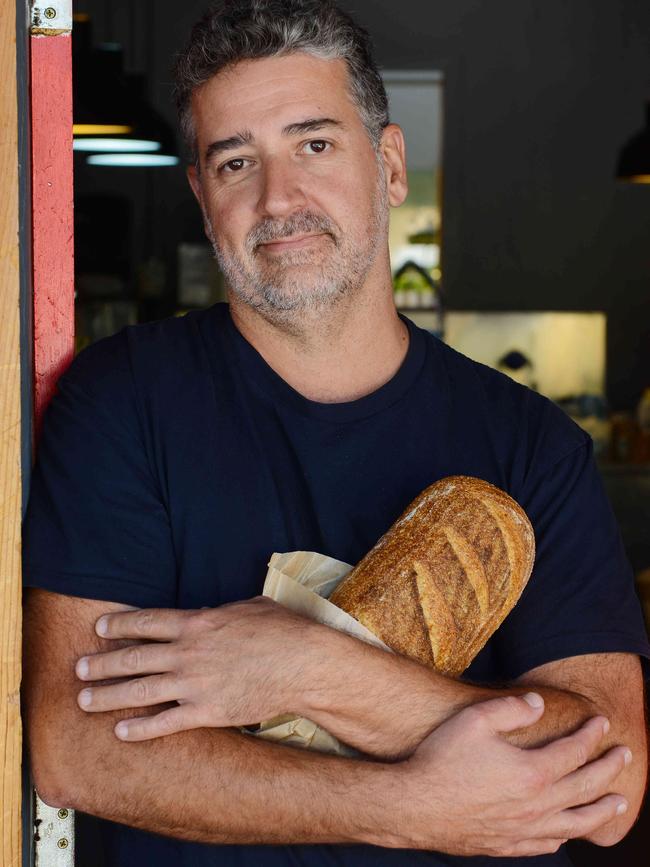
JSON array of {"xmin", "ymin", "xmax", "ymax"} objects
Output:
[{"xmin": 329, "ymin": 476, "xmax": 535, "ymax": 676}]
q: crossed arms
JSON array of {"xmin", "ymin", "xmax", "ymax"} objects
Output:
[{"xmin": 23, "ymin": 589, "xmax": 647, "ymax": 857}]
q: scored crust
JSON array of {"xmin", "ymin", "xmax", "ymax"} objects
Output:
[{"xmin": 329, "ymin": 476, "xmax": 536, "ymax": 676}]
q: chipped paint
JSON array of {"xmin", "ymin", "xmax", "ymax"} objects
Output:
[{"xmin": 30, "ymin": 2, "xmax": 72, "ymax": 35}]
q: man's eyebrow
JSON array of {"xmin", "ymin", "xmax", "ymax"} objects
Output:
[
  {"xmin": 282, "ymin": 117, "xmax": 344, "ymax": 136},
  {"xmin": 204, "ymin": 129, "xmax": 254, "ymax": 162},
  {"xmin": 203, "ymin": 118, "xmax": 343, "ymax": 162}
]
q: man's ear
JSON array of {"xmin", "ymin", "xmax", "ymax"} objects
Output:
[
  {"xmin": 186, "ymin": 164, "xmax": 203, "ymax": 206},
  {"xmin": 186, "ymin": 165, "xmax": 214, "ymax": 240},
  {"xmin": 379, "ymin": 124, "xmax": 408, "ymax": 207}
]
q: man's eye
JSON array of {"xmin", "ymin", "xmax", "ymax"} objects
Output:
[
  {"xmin": 303, "ymin": 140, "xmax": 330, "ymax": 154},
  {"xmin": 221, "ymin": 158, "xmax": 249, "ymax": 173}
]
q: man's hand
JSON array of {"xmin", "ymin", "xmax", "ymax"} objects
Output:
[
  {"xmin": 75, "ymin": 596, "xmax": 329, "ymax": 740},
  {"xmin": 387, "ymin": 694, "xmax": 630, "ymax": 856}
]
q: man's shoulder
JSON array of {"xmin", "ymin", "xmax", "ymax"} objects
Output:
[
  {"xmin": 65, "ymin": 305, "xmax": 222, "ymax": 397},
  {"xmin": 428, "ymin": 336, "xmax": 589, "ymax": 474},
  {"xmin": 431, "ymin": 335, "xmax": 540, "ymax": 406}
]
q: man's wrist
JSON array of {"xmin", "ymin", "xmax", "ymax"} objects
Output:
[
  {"xmin": 354, "ymin": 756, "xmax": 450, "ymax": 851},
  {"xmin": 294, "ymin": 627, "xmax": 442, "ymax": 758},
  {"xmin": 295, "ymin": 624, "xmax": 375, "ymax": 716},
  {"xmin": 283, "ymin": 619, "xmax": 352, "ymax": 719},
  {"xmin": 342, "ymin": 759, "xmax": 415, "ymax": 849}
]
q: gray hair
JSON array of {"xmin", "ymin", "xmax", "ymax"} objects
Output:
[{"xmin": 173, "ymin": 0, "xmax": 390, "ymax": 163}]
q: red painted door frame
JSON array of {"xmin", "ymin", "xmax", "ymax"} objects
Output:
[
  {"xmin": 28, "ymin": 3, "xmax": 76, "ymax": 862},
  {"xmin": 30, "ymin": 5, "xmax": 75, "ymax": 431}
]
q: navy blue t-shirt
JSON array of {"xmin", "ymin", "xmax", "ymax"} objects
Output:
[{"xmin": 24, "ymin": 303, "xmax": 650, "ymax": 867}]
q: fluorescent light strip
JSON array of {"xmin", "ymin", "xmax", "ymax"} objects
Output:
[
  {"xmin": 87, "ymin": 153, "xmax": 179, "ymax": 167},
  {"xmin": 74, "ymin": 138, "xmax": 161, "ymax": 153},
  {"xmin": 73, "ymin": 124, "xmax": 132, "ymax": 135}
]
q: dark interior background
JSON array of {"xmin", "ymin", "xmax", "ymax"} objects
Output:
[{"xmin": 71, "ymin": 2, "xmax": 649, "ymax": 864}]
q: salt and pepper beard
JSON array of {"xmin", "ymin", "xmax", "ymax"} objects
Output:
[{"xmin": 202, "ymin": 155, "xmax": 390, "ymax": 322}]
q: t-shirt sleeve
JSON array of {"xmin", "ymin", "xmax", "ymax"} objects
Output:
[
  {"xmin": 492, "ymin": 437, "xmax": 650, "ymax": 680},
  {"xmin": 23, "ymin": 333, "xmax": 177, "ymax": 608}
]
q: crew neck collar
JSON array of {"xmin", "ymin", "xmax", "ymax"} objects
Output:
[{"xmin": 211, "ymin": 303, "xmax": 427, "ymax": 424}]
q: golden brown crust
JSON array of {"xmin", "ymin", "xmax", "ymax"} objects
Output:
[{"xmin": 329, "ymin": 476, "xmax": 536, "ymax": 676}]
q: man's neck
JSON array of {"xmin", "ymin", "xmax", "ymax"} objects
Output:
[{"xmin": 228, "ymin": 282, "xmax": 409, "ymax": 404}]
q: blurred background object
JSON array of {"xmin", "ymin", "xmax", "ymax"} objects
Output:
[
  {"xmin": 385, "ymin": 70, "xmax": 443, "ymax": 322},
  {"xmin": 617, "ymin": 102, "xmax": 650, "ymax": 183}
]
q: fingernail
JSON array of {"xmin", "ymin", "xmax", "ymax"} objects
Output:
[
  {"xmin": 115, "ymin": 722, "xmax": 129, "ymax": 739},
  {"xmin": 78, "ymin": 689, "xmax": 92, "ymax": 708},
  {"xmin": 76, "ymin": 657, "xmax": 89, "ymax": 679},
  {"xmin": 602, "ymin": 718, "xmax": 610, "ymax": 735},
  {"xmin": 522, "ymin": 692, "xmax": 544, "ymax": 708},
  {"xmin": 96, "ymin": 616, "xmax": 108, "ymax": 636},
  {"xmin": 624, "ymin": 749, "xmax": 633, "ymax": 766},
  {"xmin": 616, "ymin": 802, "xmax": 628, "ymax": 815}
]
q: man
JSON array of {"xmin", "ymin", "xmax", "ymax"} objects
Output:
[{"xmin": 23, "ymin": 1, "xmax": 648, "ymax": 865}]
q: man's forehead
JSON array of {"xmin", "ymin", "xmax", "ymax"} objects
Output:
[{"xmin": 191, "ymin": 53, "xmax": 358, "ymax": 135}]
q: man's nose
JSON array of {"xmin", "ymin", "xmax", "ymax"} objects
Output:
[{"xmin": 256, "ymin": 156, "xmax": 307, "ymax": 218}]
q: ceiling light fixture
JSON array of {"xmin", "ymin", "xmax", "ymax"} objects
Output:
[
  {"xmin": 87, "ymin": 154, "xmax": 179, "ymax": 167},
  {"xmin": 74, "ymin": 138, "xmax": 161, "ymax": 153},
  {"xmin": 73, "ymin": 124, "xmax": 132, "ymax": 135}
]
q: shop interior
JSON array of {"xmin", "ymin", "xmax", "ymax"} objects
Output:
[{"xmin": 69, "ymin": 0, "xmax": 650, "ymax": 861}]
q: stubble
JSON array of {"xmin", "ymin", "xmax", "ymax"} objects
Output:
[{"xmin": 203, "ymin": 157, "xmax": 389, "ymax": 328}]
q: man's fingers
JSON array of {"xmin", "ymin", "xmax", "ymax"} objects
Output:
[
  {"xmin": 505, "ymin": 838, "xmax": 567, "ymax": 857},
  {"xmin": 113, "ymin": 707, "xmax": 194, "ymax": 741},
  {"xmin": 77, "ymin": 674, "xmax": 180, "ymax": 712},
  {"xmin": 531, "ymin": 715, "xmax": 610, "ymax": 781},
  {"xmin": 76, "ymin": 643, "xmax": 175, "ymax": 681},
  {"xmin": 544, "ymin": 793, "xmax": 628, "ymax": 841},
  {"xmin": 466, "ymin": 693, "xmax": 546, "ymax": 734},
  {"xmin": 552, "ymin": 745, "xmax": 631, "ymax": 810},
  {"xmin": 95, "ymin": 607, "xmax": 196, "ymax": 641}
]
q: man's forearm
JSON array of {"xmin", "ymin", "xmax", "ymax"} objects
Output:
[
  {"xmin": 30, "ymin": 697, "xmax": 393, "ymax": 847},
  {"xmin": 30, "ymin": 682, "xmax": 634, "ymax": 856},
  {"xmin": 302, "ymin": 632, "xmax": 594, "ymax": 759}
]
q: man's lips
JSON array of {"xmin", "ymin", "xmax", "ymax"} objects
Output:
[{"xmin": 257, "ymin": 233, "xmax": 328, "ymax": 253}]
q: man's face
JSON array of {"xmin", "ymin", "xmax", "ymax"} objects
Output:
[{"xmin": 187, "ymin": 53, "xmax": 406, "ymax": 319}]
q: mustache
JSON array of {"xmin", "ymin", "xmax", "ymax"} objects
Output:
[{"xmin": 246, "ymin": 210, "xmax": 337, "ymax": 252}]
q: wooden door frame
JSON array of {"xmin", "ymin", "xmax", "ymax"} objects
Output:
[{"xmin": 1, "ymin": 0, "xmax": 26, "ymax": 864}]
